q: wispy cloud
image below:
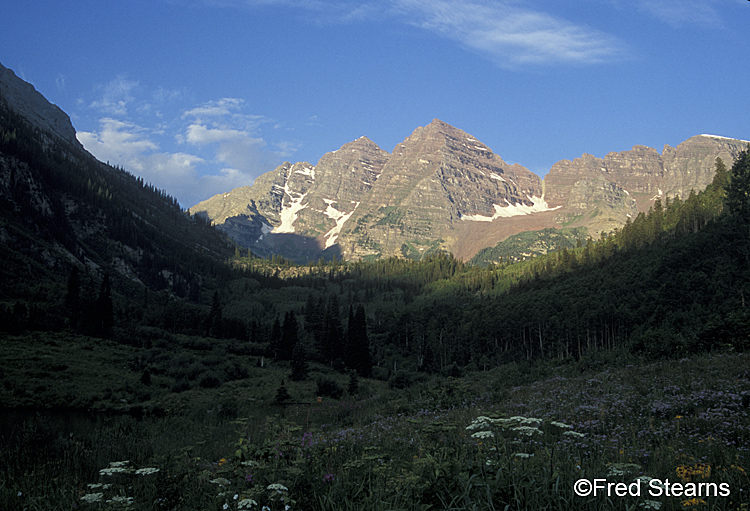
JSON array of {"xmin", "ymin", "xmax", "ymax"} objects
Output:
[
  {"xmin": 77, "ymin": 118, "xmax": 203, "ymax": 195},
  {"xmin": 392, "ymin": 0, "xmax": 626, "ymax": 66},
  {"xmin": 634, "ymin": 0, "xmax": 723, "ymax": 28},
  {"xmin": 90, "ymin": 76, "xmax": 139, "ymax": 116}
]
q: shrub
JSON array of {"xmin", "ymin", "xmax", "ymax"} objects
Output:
[{"xmin": 316, "ymin": 376, "xmax": 343, "ymax": 399}]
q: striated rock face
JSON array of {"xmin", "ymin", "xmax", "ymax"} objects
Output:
[
  {"xmin": 192, "ymin": 117, "xmax": 748, "ymax": 261},
  {"xmin": 189, "ymin": 136, "xmax": 390, "ymax": 255},
  {"xmin": 544, "ymin": 135, "xmax": 748, "ymax": 235},
  {"xmin": 337, "ymin": 119, "xmax": 548, "ymax": 259},
  {"xmin": 0, "ymin": 62, "xmax": 80, "ymax": 147}
]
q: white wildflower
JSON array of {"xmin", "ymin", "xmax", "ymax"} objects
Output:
[
  {"xmin": 107, "ymin": 496, "xmax": 134, "ymax": 504},
  {"xmin": 471, "ymin": 430, "xmax": 493, "ymax": 439},
  {"xmin": 267, "ymin": 483, "xmax": 288, "ymax": 493},
  {"xmin": 640, "ymin": 500, "xmax": 663, "ymax": 509},
  {"xmin": 514, "ymin": 453, "xmax": 533, "ymax": 458},
  {"xmin": 81, "ymin": 493, "xmax": 104, "ymax": 503},
  {"xmin": 135, "ymin": 467, "xmax": 160, "ymax": 475},
  {"xmin": 563, "ymin": 430, "xmax": 585, "ymax": 438},
  {"xmin": 513, "ymin": 426, "xmax": 542, "ymax": 436},
  {"xmin": 210, "ymin": 478, "xmax": 232, "ymax": 486},
  {"xmin": 550, "ymin": 421, "xmax": 572, "ymax": 429},
  {"xmin": 238, "ymin": 499, "xmax": 258, "ymax": 509}
]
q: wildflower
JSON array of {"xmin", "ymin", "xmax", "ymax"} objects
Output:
[
  {"xmin": 550, "ymin": 421, "xmax": 572, "ymax": 429},
  {"xmin": 234, "ymin": 494, "xmax": 239, "ymax": 500},
  {"xmin": 107, "ymin": 496, "xmax": 134, "ymax": 504},
  {"xmin": 135, "ymin": 467, "xmax": 160, "ymax": 475},
  {"xmin": 81, "ymin": 493, "xmax": 104, "ymax": 503},
  {"xmin": 223, "ymin": 504, "xmax": 229, "ymax": 510},
  {"xmin": 17, "ymin": 492, "xmax": 22, "ymax": 497},
  {"xmin": 471, "ymin": 430, "xmax": 493, "ymax": 439},
  {"xmin": 681, "ymin": 498, "xmax": 707, "ymax": 507},
  {"xmin": 513, "ymin": 426, "xmax": 542, "ymax": 436},
  {"xmin": 640, "ymin": 500, "xmax": 663, "ymax": 509},
  {"xmin": 238, "ymin": 498, "xmax": 258, "ymax": 509},
  {"xmin": 563, "ymin": 430, "xmax": 585, "ymax": 438},
  {"xmin": 323, "ymin": 473, "xmax": 334, "ymax": 483},
  {"xmin": 267, "ymin": 483, "xmax": 289, "ymax": 493},
  {"xmin": 210, "ymin": 478, "xmax": 232, "ymax": 486},
  {"xmin": 218, "ymin": 458, "xmax": 228, "ymax": 465},
  {"xmin": 514, "ymin": 453, "xmax": 532, "ymax": 458},
  {"xmin": 245, "ymin": 473, "xmax": 254, "ymax": 483}
]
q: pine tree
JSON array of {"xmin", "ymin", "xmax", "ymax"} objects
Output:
[
  {"xmin": 64, "ymin": 266, "xmax": 81, "ymax": 331},
  {"xmin": 278, "ymin": 311, "xmax": 298, "ymax": 360},
  {"xmin": 346, "ymin": 305, "xmax": 372, "ymax": 377},
  {"xmin": 347, "ymin": 370, "xmax": 359, "ymax": 396},
  {"xmin": 274, "ymin": 379, "xmax": 291, "ymax": 404},
  {"xmin": 93, "ymin": 274, "xmax": 114, "ymax": 338},
  {"xmin": 290, "ymin": 342, "xmax": 309, "ymax": 381},
  {"xmin": 206, "ymin": 291, "xmax": 223, "ymax": 337}
]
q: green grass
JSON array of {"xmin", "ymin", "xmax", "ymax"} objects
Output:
[{"xmin": 2, "ymin": 347, "xmax": 749, "ymax": 510}]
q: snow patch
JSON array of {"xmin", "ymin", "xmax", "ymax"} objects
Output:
[
  {"xmin": 323, "ymin": 200, "xmax": 359, "ymax": 248},
  {"xmin": 272, "ymin": 178, "xmax": 308, "ymax": 233},
  {"xmin": 294, "ymin": 164, "xmax": 315, "ymax": 179},
  {"xmin": 700, "ymin": 134, "xmax": 750, "ymax": 144},
  {"xmin": 460, "ymin": 195, "xmax": 560, "ymax": 222},
  {"xmin": 489, "ymin": 172, "xmax": 505, "ymax": 182}
]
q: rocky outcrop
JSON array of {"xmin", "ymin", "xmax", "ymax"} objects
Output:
[
  {"xmin": 192, "ymin": 117, "xmax": 748, "ymax": 261},
  {"xmin": 338, "ymin": 119, "xmax": 548, "ymax": 259},
  {"xmin": 0, "ymin": 62, "xmax": 80, "ymax": 147},
  {"xmin": 544, "ymin": 135, "xmax": 748, "ymax": 235},
  {"xmin": 189, "ymin": 135, "xmax": 390, "ymax": 254}
]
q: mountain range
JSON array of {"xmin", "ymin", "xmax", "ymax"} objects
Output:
[
  {"xmin": 190, "ymin": 119, "xmax": 748, "ymax": 262},
  {"xmin": 1, "ymin": 60, "xmax": 747, "ymax": 267}
]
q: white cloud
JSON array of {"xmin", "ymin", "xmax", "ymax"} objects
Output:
[
  {"xmin": 635, "ymin": 0, "xmax": 723, "ymax": 28},
  {"xmin": 79, "ymin": 86, "xmax": 295, "ymax": 206},
  {"xmin": 392, "ymin": 0, "xmax": 625, "ymax": 66},
  {"xmin": 185, "ymin": 123, "xmax": 270, "ymax": 171},
  {"xmin": 90, "ymin": 76, "xmax": 140, "ymax": 116},
  {"xmin": 77, "ymin": 118, "xmax": 205, "ymax": 204}
]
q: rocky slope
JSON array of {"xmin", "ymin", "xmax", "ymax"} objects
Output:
[
  {"xmin": 545, "ymin": 136, "xmax": 748, "ymax": 235},
  {"xmin": 192, "ymin": 121, "xmax": 748, "ymax": 261},
  {"xmin": 0, "ymin": 63, "xmax": 79, "ymax": 147}
]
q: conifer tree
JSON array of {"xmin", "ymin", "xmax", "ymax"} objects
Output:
[
  {"xmin": 290, "ymin": 341, "xmax": 309, "ymax": 381},
  {"xmin": 274, "ymin": 379, "xmax": 291, "ymax": 404},
  {"xmin": 278, "ymin": 311, "xmax": 298, "ymax": 360},
  {"xmin": 345, "ymin": 304, "xmax": 372, "ymax": 377},
  {"xmin": 206, "ymin": 291, "xmax": 223, "ymax": 337},
  {"xmin": 64, "ymin": 266, "xmax": 81, "ymax": 331},
  {"xmin": 93, "ymin": 274, "xmax": 114, "ymax": 338}
]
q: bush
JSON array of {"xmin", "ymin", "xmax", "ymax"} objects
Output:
[
  {"xmin": 198, "ymin": 371, "xmax": 223, "ymax": 388},
  {"xmin": 388, "ymin": 370, "xmax": 413, "ymax": 389},
  {"xmin": 316, "ymin": 376, "xmax": 343, "ymax": 399}
]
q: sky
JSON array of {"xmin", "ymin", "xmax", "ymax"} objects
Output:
[{"xmin": 2, "ymin": 0, "xmax": 749, "ymax": 207}]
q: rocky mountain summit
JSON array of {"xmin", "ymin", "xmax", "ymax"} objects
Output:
[
  {"xmin": 0, "ymin": 62, "xmax": 79, "ymax": 147},
  {"xmin": 192, "ymin": 120, "xmax": 747, "ymax": 262}
]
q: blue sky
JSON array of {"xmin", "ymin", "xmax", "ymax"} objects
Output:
[{"xmin": 2, "ymin": 0, "xmax": 748, "ymax": 207}]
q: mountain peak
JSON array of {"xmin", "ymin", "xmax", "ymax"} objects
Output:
[{"xmin": 0, "ymin": 61, "xmax": 80, "ymax": 147}]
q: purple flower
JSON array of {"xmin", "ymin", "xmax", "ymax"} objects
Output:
[
  {"xmin": 324, "ymin": 473, "xmax": 334, "ymax": 483},
  {"xmin": 245, "ymin": 473, "xmax": 254, "ymax": 483}
]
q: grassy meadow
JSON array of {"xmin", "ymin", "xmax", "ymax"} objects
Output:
[{"xmin": 1, "ymin": 334, "xmax": 748, "ymax": 510}]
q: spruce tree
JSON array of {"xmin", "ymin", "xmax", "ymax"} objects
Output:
[
  {"xmin": 93, "ymin": 274, "xmax": 114, "ymax": 338},
  {"xmin": 279, "ymin": 311, "xmax": 298, "ymax": 360},
  {"xmin": 64, "ymin": 266, "xmax": 81, "ymax": 331},
  {"xmin": 290, "ymin": 341, "xmax": 309, "ymax": 381},
  {"xmin": 274, "ymin": 379, "xmax": 291, "ymax": 404}
]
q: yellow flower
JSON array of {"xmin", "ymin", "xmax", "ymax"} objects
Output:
[
  {"xmin": 218, "ymin": 458, "xmax": 227, "ymax": 466},
  {"xmin": 681, "ymin": 497, "xmax": 706, "ymax": 507}
]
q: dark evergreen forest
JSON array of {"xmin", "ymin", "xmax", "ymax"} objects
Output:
[{"xmin": 2, "ymin": 90, "xmax": 750, "ymax": 391}]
